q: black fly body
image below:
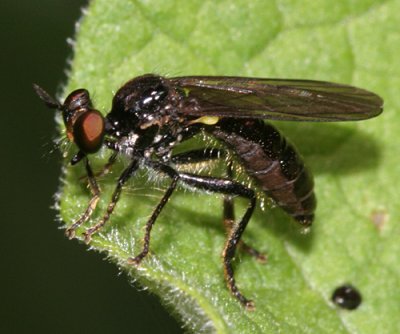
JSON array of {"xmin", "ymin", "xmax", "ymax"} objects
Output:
[{"xmin": 35, "ymin": 74, "xmax": 383, "ymax": 309}]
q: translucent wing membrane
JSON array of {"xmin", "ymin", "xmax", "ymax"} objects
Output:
[{"xmin": 170, "ymin": 76, "xmax": 383, "ymax": 122}]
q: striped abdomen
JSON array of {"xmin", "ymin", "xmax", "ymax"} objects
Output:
[{"xmin": 210, "ymin": 119, "xmax": 316, "ymax": 226}]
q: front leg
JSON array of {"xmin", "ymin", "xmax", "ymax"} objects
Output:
[
  {"xmin": 65, "ymin": 157, "xmax": 100, "ymax": 239},
  {"xmin": 83, "ymin": 159, "xmax": 139, "ymax": 243}
]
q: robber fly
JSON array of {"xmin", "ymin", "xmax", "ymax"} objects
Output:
[{"xmin": 34, "ymin": 74, "xmax": 383, "ymax": 310}]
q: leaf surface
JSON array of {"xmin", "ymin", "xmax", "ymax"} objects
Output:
[{"xmin": 61, "ymin": 1, "xmax": 400, "ymax": 332}]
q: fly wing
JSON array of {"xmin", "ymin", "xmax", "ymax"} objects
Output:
[{"xmin": 169, "ymin": 76, "xmax": 383, "ymax": 121}]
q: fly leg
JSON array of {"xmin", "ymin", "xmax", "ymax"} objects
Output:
[
  {"xmin": 175, "ymin": 172, "xmax": 257, "ymax": 310},
  {"xmin": 224, "ymin": 161, "xmax": 267, "ymax": 263},
  {"xmin": 128, "ymin": 159, "xmax": 257, "ymax": 309},
  {"xmin": 65, "ymin": 157, "xmax": 101, "ymax": 239},
  {"xmin": 128, "ymin": 150, "xmax": 223, "ymax": 264},
  {"xmin": 83, "ymin": 160, "xmax": 139, "ymax": 243},
  {"xmin": 94, "ymin": 140, "xmax": 121, "ymax": 177},
  {"xmin": 78, "ymin": 151, "xmax": 118, "ymax": 182},
  {"xmin": 127, "ymin": 166, "xmax": 179, "ymax": 265},
  {"xmin": 96, "ymin": 151, "xmax": 118, "ymax": 177},
  {"xmin": 173, "ymin": 149, "xmax": 266, "ymax": 262}
]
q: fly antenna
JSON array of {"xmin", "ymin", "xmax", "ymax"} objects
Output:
[{"xmin": 33, "ymin": 83, "xmax": 62, "ymax": 109}]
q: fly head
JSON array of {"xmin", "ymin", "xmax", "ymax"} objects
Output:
[{"xmin": 34, "ymin": 84, "xmax": 106, "ymax": 159}]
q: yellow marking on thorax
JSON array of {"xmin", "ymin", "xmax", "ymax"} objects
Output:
[{"xmin": 189, "ymin": 116, "xmax": 220, "ymax": 125}]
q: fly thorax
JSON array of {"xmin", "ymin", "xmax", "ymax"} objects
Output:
[{"xmin": 117, "ymin": 132, "xmax": 140, "ymax": 156}]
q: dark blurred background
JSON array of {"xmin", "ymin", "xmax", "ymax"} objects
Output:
[{"xmin": 1, "ymin": 1, "xmax": 181, "ymax": 333}]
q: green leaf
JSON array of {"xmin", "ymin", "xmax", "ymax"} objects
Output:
[{"xmin": 60, "ymin": 0, "xmax": 399, "ymax": 332}]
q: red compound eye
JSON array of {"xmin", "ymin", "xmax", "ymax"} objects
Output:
[{"xmin": 73, "ymin": 110, "xmax": 105, "ymax": 154}]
